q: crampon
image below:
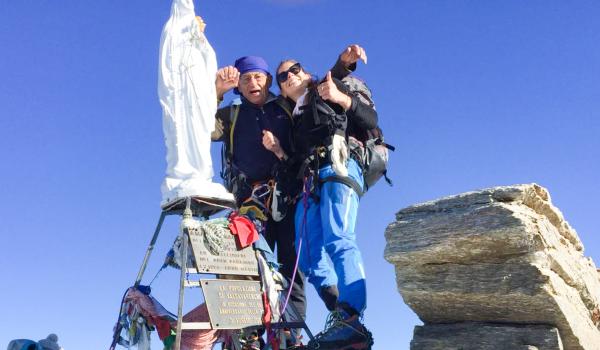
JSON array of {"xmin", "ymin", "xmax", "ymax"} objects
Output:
[{"xmin": 305, "ymin": 304, "xmax": 373, "ymax": 350}]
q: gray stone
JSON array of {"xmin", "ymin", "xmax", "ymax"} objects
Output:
[
  {"xmin": 411, "ymin": 322, "xmax": 563, "ymax": 350},
  {"xmin": 385, "ymin": 184, "xmax": 600, "ymax": 350}
]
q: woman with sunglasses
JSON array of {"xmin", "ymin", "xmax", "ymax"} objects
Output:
[{"xmin": 274, "ymin": 57, "xmax": 377, "ymax": 350}]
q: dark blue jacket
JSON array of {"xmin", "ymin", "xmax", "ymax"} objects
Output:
[{"xmin": 213, "ymin": 93, "xmax": 293, "ymax": 183}]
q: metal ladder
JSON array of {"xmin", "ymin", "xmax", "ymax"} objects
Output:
[{"xmin": 110, "ymin": 196, "xmax": 313, "ymax": 350}]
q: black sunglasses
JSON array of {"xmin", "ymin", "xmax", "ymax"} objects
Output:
[{"xmin": 276, "ymin": 63, "xmax": 302, "ymax": 83}]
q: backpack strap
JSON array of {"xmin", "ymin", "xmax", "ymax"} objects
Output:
[
  {"xmin": 274, "ymin": 96, "xmax": 298, "ymax": 156},
  {"xmin": 375, "ymin": 137, "xmax": 396, "ymax": 151},
  {"xmin": 228, "ymin": 98, "xmax": 242, "ymax": 157},
  {"xmin": 382, "ymin": 169, "xmax": 393, "ymax": 186},
  {"xmin": 275, "ymin": 97, "xmax": 293, "ymax": 121},
  {"xmin": 320, "ymin": 175, "xmax": 364, "ymax": 198}
]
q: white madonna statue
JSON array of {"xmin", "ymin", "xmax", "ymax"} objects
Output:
[{"xmin": 158, "ymin": 0, "xmax": 234, "ymax": 207}]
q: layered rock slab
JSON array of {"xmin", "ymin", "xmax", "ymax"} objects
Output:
[
  {"xmin": 411, "ymin": 322, "xmax": 563, "ymax": 350},
  {"xmin": 384, "ymin": 184, "xmax": 600, "ymax": 349}
]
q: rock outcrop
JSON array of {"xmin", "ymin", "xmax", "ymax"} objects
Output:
[{"xmin": 385, "ymin": 184, "xmax": 600, "ymax": 350}]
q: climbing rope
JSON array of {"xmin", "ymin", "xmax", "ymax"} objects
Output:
[{"xmin": 278, "ymin": 176, "xmax": 311, "ymax": 318}]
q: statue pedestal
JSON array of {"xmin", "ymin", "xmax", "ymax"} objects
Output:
[
  {"xmin": 162, "ymin": 177, "xmax": 234, "ymax": 202},
  {"xmin": 161, "ymin": 190, "xmax": 235, "ymax": 217}
]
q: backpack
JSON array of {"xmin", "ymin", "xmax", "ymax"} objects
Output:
[{"xmin": 342, "ymin": 75, "xmax": 395, "ymax": 191}]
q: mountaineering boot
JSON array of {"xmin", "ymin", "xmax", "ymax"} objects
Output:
[{"xmin": 307, "ymin": 303, "xmax": 373, "ymax": 350}]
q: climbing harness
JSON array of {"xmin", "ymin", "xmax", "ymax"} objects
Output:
[{"xmin": 320, "ymin": 174, "xmax": 364, "ymax": 198}]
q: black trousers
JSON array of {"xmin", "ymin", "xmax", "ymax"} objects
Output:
[{"xmin": 263, "ymin": 211, "xmax": 307, "ymax": 321}]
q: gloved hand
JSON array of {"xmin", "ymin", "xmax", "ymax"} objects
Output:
[{"xmin": 331, "ymin": 131, "xmax": 349, "ymax": 177}]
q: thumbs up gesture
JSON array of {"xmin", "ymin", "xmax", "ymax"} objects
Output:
[{"xmin": 317, "ymin": 71, "xmax": 352, "ymax": 110}]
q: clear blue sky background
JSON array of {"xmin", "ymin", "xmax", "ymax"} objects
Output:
[{"xmin": 1, "ymin": 1, "xmax": 599, "ymax": 349}]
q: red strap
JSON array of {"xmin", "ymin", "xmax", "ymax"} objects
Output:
[{"xmin": 262, "ymin": 292, "xmax": 280, "ymax": 350}]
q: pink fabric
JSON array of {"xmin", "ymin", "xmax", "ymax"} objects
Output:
[
  {"xmin": 125, "ymin": 288, "xmax": 175, "ymax": 340},
  {"xmin": 228, "ymin": 212, "xmax": 259, "ymax": 248},
  {"xmin": 179, "ymin": 303, "xmax": 230, "ymax": 350},
  {"xmin": 125, "ymin": 290, "xmax": 231, "ymax": 349}
]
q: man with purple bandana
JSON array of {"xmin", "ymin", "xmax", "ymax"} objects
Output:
[{"xmin": 211, "ymin": 55, "xmax": 306, "ymax": 347}]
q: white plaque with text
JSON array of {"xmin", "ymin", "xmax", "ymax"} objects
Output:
[
  {"xmin": 189, "ymin": 227, "xmax": 259, "ymax": 276},
  {"xmin": 201, "ymin": 279, "xmax": 264, "ymax": 329}
]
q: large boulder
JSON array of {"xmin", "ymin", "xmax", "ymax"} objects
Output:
[
  {"xmin": 411, "ymin": 322, "xmax": 563, "ymax": 350},
  {"xmin": 385, "ymin": 184, "xmax": 600, "ymax": 350}
]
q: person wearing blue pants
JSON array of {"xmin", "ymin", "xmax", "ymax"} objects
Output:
[
  {"xmin": 275, "ymin": 58, "xmax": 376, "ymax": 350},
  {"xmin": 296, "ymin": 158, "xmax": 366, "ymax": 311}
]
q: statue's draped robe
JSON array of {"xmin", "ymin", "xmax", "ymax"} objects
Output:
[{"xmin": 158, "ymin": 0, "xmax": 233, "ymax": 206}]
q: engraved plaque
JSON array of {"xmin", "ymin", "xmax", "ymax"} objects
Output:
[
  {"xmin": 188, "ymin": 227, "xmax": 259, "ymax": 276},
  {"xmin": 201, "ymin": 279, "xmax": 264, "ymax": 329}
]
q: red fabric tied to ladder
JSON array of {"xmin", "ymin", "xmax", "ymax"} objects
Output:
[{"xmin": 228, "ymin": 212, "xmax": 259, "ymax": 248}]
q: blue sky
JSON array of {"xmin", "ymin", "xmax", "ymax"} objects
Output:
[{"xmin": 1, "ymin": 1, "xmax": 599, "ymax": 349}]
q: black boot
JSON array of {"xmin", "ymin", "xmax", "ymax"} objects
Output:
[
  {"xmin": 319, "ymin": 285, "xmax": 339, "ymax": 312},
  {"xmin": 307, "ymin": 303, "xmax": 373, "ymax": 350}
]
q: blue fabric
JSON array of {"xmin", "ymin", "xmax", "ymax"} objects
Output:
[
  {"xmin": 253, "ymin": 233, "xmax": 279, "ymax": 268},
  {"xmin": 234, "ymin": 56, "xmax": 270, "ymax": 75},
  {"xmin": 233, "ymin": 56, "xmax": 270, "ymax": 95},
  {"xmin": 295, "ymin": 159, "xmax": 366, "ymax": 314}
]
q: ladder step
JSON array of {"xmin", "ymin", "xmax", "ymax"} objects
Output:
[{"xmin": 180, "ymin": 322, "xmax": 212, "ymax": 330}]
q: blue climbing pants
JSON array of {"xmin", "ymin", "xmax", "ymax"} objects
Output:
[{"xmin": 295, "ymin": 158, "xmax": 366, "ymax": 314}]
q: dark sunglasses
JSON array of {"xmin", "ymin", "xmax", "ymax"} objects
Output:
[{"xmin": 276, "ymin": 63, "xmax": 302, "ymax": 83}]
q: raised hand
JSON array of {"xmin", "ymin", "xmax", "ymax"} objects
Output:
[
  {"xmin": 339, "ymin": 44, "xmax": 368, "ymax": 66},
  {"xmin": 318, "ymin": 71, "xmax": 352, "ymax": 110},
  {"xmin": 215, "ymin": 66, "xmax": 240, "ymax": 100}
]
